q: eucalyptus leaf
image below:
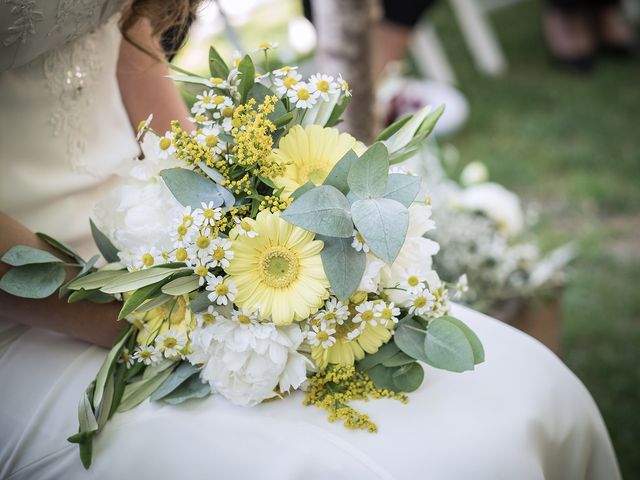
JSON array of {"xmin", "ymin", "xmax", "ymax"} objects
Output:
[
  {"xmin": 150, "ymin": 362, "xmax": 199, "ymax": 401},
  {"xmin": 366, "ymin": 364, "xmax": 399, "ymax": 392},
  {"xmin": 198, "ymin": 163, "xmax": 227, "ymax": 184},
  {"xmin": 439, "ymin": 316, "xmax": 485, "ymax": 364},
  {"xmin": 0, "ymin": 263, "xmax": 65, "ymax": 298},
  {"xmin": 237, "ymin": 54, "xmax": 255, "ymax": 103},
  {"xmin": 67, "ymin": 269, "xmax": 125, "ymax": 291},
  {"xmin": 1, "ymin": 245, "xmax": 63, "ymax": 266},
  {"xmin": 351, "ymin": 197, "xmax": 408, "ymax": 264},
  {"xmin": 394, "ymin": 316, "xmax": 430, "ymax": 363},
  {"xmin": 424, "ymin": 317, "xmax": 475, "ymax": 373},
  {"xmin": 160, "ymin": 168, "xmax": 233, "ymax": 209},
  {"xmin": 36, "ymin": 232, "xmax": 83, "ymax": 263},
  {"xmin": 323, "ymin": 149, "xmax": 359, "ymax": 195},
  {"xmin": 161, "ymin": 275, "xmax": 200, "ymax": 296},
  {"xmin": 290, "ymin": 181, "xmax": 315, "ymax": 201},
  {"xmin": 208, "ymin": 45, "xmax": 230, "ymax": 78},
  {"xmin": 160, "ymin": 375, "xmax": 211, "ymax": 405},
  {"xmin": 282, "ymin": 185, "xmax": 353, "ymax": 238},
  {"xmin": 383, "ymin": 174, "xmax": 421, "ymax": 207},
  {"xmin": 318, "ymin": 235, "xmax": 365, "ymax": 301},
  {"xmin": 100, "ymin": 268, "xmax": 189, "ymax": 294},
  {"xmin": 390, "ymin": 362, "xmax": 424, "ymax": 392},
  {"xmin": 356, "ymin": 341, "xmax": 400, "ymax": 371},
  {"xmin": 117, "ymin": 366, "xmax": 175, "ymax": 412},
  {"xmin": 382, "ymin": 351, "xmax": 416, "ymax": 367},
  {"xmin": 90, "ymin": 219, "xmax": 120, "ymax": 263},
  {"xmin": 347, "ymin": 143, "xmax": 389, "ymax": 199},
  {"xmin": 93, "ymin": 327, "xmax": 133, "ymax": 408}
]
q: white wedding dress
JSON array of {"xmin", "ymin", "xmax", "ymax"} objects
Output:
[{"xmin": 0, "ymin": 3, "xmax": 621, "ymax": 479}]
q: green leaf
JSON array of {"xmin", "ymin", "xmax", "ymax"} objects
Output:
[
  {"xmin": 318, "ymin": 235, "xmax": 365, "ymax": 301},
  {"xmin": 424, "ymin": 317, "xmax": 475, "ymax": 373},
  {"xmin": 247, "ymin": 82, "xmax": 286, "ymax": 121},
  {"xmin": 208, "ymin": 45, "xmax": 230, "ymax": 78},
  {"xmin": 100, "ymin": 268, "xmax": 189, "ymax": 294},
  {"xmin": 93, "ymin": 326, "xmax": 133, "ymax": 408},
  {"xmin": 290, "ymin": 181, "xmax": 315, "ymax": 201},
  {"xmin": 189, "ymin": 290, "xmax": 214, "ymax": 313},
  {"xmin": 161, "ymin": 275, "xmax": 200, "ymax": 296},
  {"xmin": 325, "ymin": 94, "xmax": 351, "ymax": 127},
  {"xmin": 237, "ymin": 54, "xmax": 255, "ymax": 103},
  {"xmin": 0, "ymin": 263, "xmax": 65, "ymax": 298},
  {"xmin": 383, "ymin": 174, "xmax": 421, "ymax": 207},
  {"xmin": 323, "ymin": 149, "xmax": 359, "ymax": 195},
  {"xmin": 160, "ymin": 375, "xmax": 211, "ymax": 405},
  {"xmin": 96, "ymin": 373, "xmax": 115, "ymax": 429},
  {"xmin": 36, "ymin": 232, "xmax": 83, "ymax": 263},
  {"xmin": 366, "ymin": 364, "xmax": 398, "ymax": 391},
  {"xmin": 67, "ymin": 288, "xmax": 114, "ymax": 304},
  {"xmin": 382, "ymin": 351, "xmax": 415, "ymax": 367},
  {"xmin": 160, "ymin": 168, "xmax": 233, "ymax": 209},
  {"xmin": 90, "ymin": 219, "xmax": 120, "ymax": 263},
  {"xmin": 439, "ymin": 316, "xmax": 485, "ymax": 364},
  {"xmin": 118, "ymin": 282, "xmax": 164, "ymax": 320},
  {"xmin": 394, "ymin": 317, "xmax": 430, "ymax": 363},
  {"xmin": 78, "ymin": 390, "xmax": 98, "ymax": 434},
  {"xmin": 390, "ymin": 362, "xmax": 424, "ymax": 392},
  {"xmin": 150, "ymin": 362, "xmax": 199, "ymax": 401},
  {"xmin": 351, "ymin": 198, "xmax": 408, "ymax": 263},
  {"xmin": 143, "ymin": 359, "xmax": 177, "ymax": 380},
  {"xmin": 388, "ymin": 105, "xmax": 446, "ymax": 165},
  {"xmin": 198, "ymin": 163, "xmax": 227, "ymax": 184},
  {"xmin": 415, "ymin": 104, "xmax": 445, "ymax": 139},
  {"xmin": 282, "ymin": 185, "xmax": 353, "ymax": 238},
  {"xmin": 118, "ymin": 365, "xmax": 175, "ymax": 412},
  {"xmin": 135, "ymin": 293, "xmax": 173, "ymax": 313},
  {"xmin": 1, "ymin": 245, "xmax": 64, "ymax": 266},
  {"xmin": 273, "ymin": 111, "xmax": 294, "ymax": 128},
  {"xmin": 347, "ymin": 143, "xmax": 389, "ymax": 199},
  {"xmin": 375, "ymin": 114, "xmax": 412, "ymax": 142},
  {"xmin": 356, "ymin": 341, "xmax": 400, "ymax": 371},
  {"xmin": 67, "ymin": 269, "xmax": 125, "ymax": 291}
]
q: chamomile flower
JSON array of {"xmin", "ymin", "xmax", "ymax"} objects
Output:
[
  {"xmin": 133, "ymin": 345, "xmax": 161, "ymax": 365},
  {"xmin": 210, "ymin": 237, "xmax": 234, "ymax": 268},
  {"xmin": 308, "ymin": 73, "xmax": 338, "ymax": 101},
  {"xmin": 212, "ymin": 94, "xmax": 232, "ymax": 112},
  {"xmin": 192, "ymin": 90, "xmax": 218, "ymax": 114},
  {"xmin": 179, "ymin": 206, "xmax": 204, "ymax": 230},
  {"xmin": 316, "ymin": 297, "xmax": 350, "ymax": 324},
  {"xmin": 196, "ymin": 306, "xmax": 224, "ymax": 327},
  {"xmin": 231, "ymin": 307, "xmax": 259, "ymax": 325},
  {"xmin": 374, "ymin": 301, "xmax": 401, "ymax": 327},
  {"xmin": 351, "ymin": 230, "xmax": 370, "ymax": 253},
  {"xmin": 233, "ymin": 217, "xmax": 258, "ymax": 238},
  {"xmin": 155, "ymin": 329, "xmax": 187, "ymax": 359},
  {"xmin": 408, "ymin": 288, "xmax": 435, "ymax": 315},
  {"xmin": 157, "ymin": 131, "xmax": 176, "ymax": 158},
  {"xmin": 124, "ymin": 247, "xmax": 162, "ymax": 271},
  {"xmin": 190, "ymin": 112, "xmax": 214, "ymax": 128},
  {"xmin": 206, "ymin": 276, "xmax": 237, "ymax": 305},
  {"xmin": 274, "ymin": 71, "xmax": 302, "ymax": 96},
  {"xmin": 454, "ymin": 273, "xmax": 469, "ymax": 300},
  {"xmin": 273, "ymin": 65, "xmax": 298, "ymax": 77},
  {"xmin": 171, "ymin": 241, "xmax": 190, "ymax": 263},
  {"xmin": 288, "ymin": 82, "xmax": 318, "ymax": 109},
  {"xmin": 197, "ymin": 126, "xmax": 226, "ymax": 155},
  {"xmin": 190, "ymin": 256, "xmax": 214, "ymax": 286},
  {"xmin": 200, "ymin": 201, "xmax": 223, "ymax": 227},
  {"xmin": 208, "ymin": 76, "xmax": 229, "ymax": 89},
  {"xmin": 118, "ymin": 348, "xmax": 135, "ymax": 368},
  {"xmin": 213, "ymin": 105, "xmax": 235, "ymax": 132},
  {"xmin": 188, "ymin": 229, "xmax": 215, "ymax": 259},
  {"xmin": 401, "ymin": 270, "xmax": 426, "ymax": 295},
  {"xmin": 307, "ymin": 322, "xmax": 337, "ymax": 349},
  {"xmin": 353, "ymin": 300, "xmax": 380, "ymax": 327},
  {"xmin": 254, "ymin": 41, "xmax": 279, "ymax": 52},
  {"xmin": 337, "ymin": 74, "xmax": 351, "ymax": 97}
]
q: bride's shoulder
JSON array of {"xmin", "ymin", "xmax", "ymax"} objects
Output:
[{"xmin": 0, "ymin": 0, "xmax": 124, "ymax": 72}]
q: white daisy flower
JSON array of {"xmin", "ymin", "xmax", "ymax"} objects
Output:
[
  {"xmin": 190, "ymin": 256, "xmax": 214, "ymax": 286},
  {"xmin": 206, "ymin": 276, "xmax": 237, "ymax": 305},
  {"xmin": 307, "ymin": 322, "xmax": 337, "ymax": 349},
  {"xmin": 207, "ymin": 76, "xmax": 229, "ymax": 89},
  {"xmin": 231, "ymin": 308, "xmax": 259, "ymax": 326},
  {"xmin": 197, "ymin": 125, "xmax": 226, "ymax": 155},
  {"xmin": 196, "ymin": 305, "xmax": 224, "ymax": 327},
  {"xmin": 374, "ymin": 301, "xmax": 401, "ymax": 327},
  {"xmin": 353, "ymin": 300, "xmax": 379, "ymax": 326},
  {"xmin": 401, "ymin": 270, "xmax": 426, "ymax": 295},
  {"xmin": 454, "ymin": 274, "xmax": 469, "ymax": 300},
  {"xmin": 155, "ymin": 329, "xmax": 187, "ymax": 359},
  {"xmin": 308, "ymin": 73, "xmax": 338, "ymax": 101},
  {"xmin": 408, "ymin": 288, "xmax": 435, "ymax": 316},
  {"xmin": 188, "ymin": 228, "xmax": 215, "ymax": 260},
  {"xmin": 121, "ymin": 246, "xmax": 163, "ymax": 271},
  {"xmin": 118, "ymin": 348, "xmax": 135, "ymax": 368},
  {"xmin": 316, "ymin": 297, "xmax": 350, "ymax": 325},
  {"xmin": 190, "ymin": 112, "xmax": 214, "ymax": 128},
  {"xmin": 273, "ymin": 71, "xmax": 302, "ymax": 96},
  {"xmin": 351, "ymin": 229, "xmax": 369, "ymax": 253},
  {"xmin": 288, "ymin": 82, "xmax": 318, "ymax": 109},
  {"xmin": 337, "ymin": 74, "xmax": 351, "ymax": 97},
  {"xmin": 253, "ymin": 41, "xmax": 279, "ymax": 52},
  {"xmin": 192, "ymin": 90, "xmax": 218, "ymax": 114},
  {"xmin": 133, "ymin": 345, "xmax": 161, "ymax": 365},
  {"xmin": 179, "ymin": 206, "xmax": 205, "ymax": 230},
  {"xmin": 157, "ymin": 131, "xmax": 176, "ymax": 159},
  {"xmin": 210, "ymin": 237, "xmax": 234, "ymax": 268},
  {"xmin": 200, "ymin": 201, "xmax": 222, "ymax": 227},
  {"xmin": 234, "ymin": 217, "xmax": 258, "ymax": 238},
  {"xmin": 346, "ymin": 323, "xmax": 365, "ymax": 341}
]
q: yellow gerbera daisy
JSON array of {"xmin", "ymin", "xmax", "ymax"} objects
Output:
[
  {"xmin": 226, "ymin": 210, "xmax": 329, "ymax": 325},
  {"xmin": 270, "ymin": 125, "xmax": 366, "ymax": 196},
  {"xmin": 128, "ymin": 294, "xmax": 195, "ymax": 346}
]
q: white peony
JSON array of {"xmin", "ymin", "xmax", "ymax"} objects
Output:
[
  {"xmin": 188, "ymin": 316, "xmax": 308, "ymax": 407},
  {"xmin": 457, "ymin": 182, "xmax": 524, "ymax": 238}
]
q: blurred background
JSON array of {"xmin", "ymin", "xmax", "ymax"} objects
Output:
[{"xmin": 171, "ymin": 0, "xmax": 639, "ymax": 476}]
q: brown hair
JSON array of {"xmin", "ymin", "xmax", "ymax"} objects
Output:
[{"xmin": 120, "ymin": 0, "xmax": 201, "ymax": 59}]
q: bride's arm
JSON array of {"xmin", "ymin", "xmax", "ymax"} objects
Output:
[
  {"xmin": 0, "ymin": 213, "xmax": 124, "ymax": 348},
  {"xmin": 117, "ymin": 16, "xmax": 192, "ymax": 133}
]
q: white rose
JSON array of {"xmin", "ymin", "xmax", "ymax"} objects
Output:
[
  {"xmin": 458, "ymin": 183, "xmax": 524, "ymax": 238},
  {"xmin": 188, "ymin": 319, "xmax": 308, "ymax": 407}
]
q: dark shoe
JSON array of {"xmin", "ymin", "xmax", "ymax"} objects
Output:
[{"xmin": 544, "ymin": 8, "xmax": 596, "ymax": 72}]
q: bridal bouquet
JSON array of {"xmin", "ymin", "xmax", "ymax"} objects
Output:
[{"xmin": 0, "ymin": 45, "xmax": 483, "ymax": 468}]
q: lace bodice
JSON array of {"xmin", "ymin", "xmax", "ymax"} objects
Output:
[{"xmin": 0, "ymin": 0, "xmax": 139, "ymax": 255}]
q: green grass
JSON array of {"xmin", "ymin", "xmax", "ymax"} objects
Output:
[{"xmin": 429, "ymin": 2, "xmax": 640, "ymax": 476}]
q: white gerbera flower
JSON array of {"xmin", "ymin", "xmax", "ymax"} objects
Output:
[
  {"xmin": 210, "ymin": 237, "xmax": 234, "ymax": 269},
  {"xmin": 206, "ymin": 276, "xmax": 237, "ymax": 305},
  {"xmin": 308, "ymin": 73, "xmax": 338, "ymax": 101},
  {"xmin": 288, "ymin": 82, "xmax": 318, "ymax": 109},
  {"xmin": 351, "ymin": 229, "xmax": 370, "ymax": 253},
  {"xmin": 133, "ymin": 345, "xmax": 161, "ymax": 365},
  {"xmin": 155, "ymin": 329, "xmax": 187, "ymax": 359},
  {"xmin": 274, "ymin": 72, "xmax": 302, "ymax": 96}
]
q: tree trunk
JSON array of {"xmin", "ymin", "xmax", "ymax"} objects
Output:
[{"xmin": 311, "ymin": 0, "xmax": 381, "ymax": 144}]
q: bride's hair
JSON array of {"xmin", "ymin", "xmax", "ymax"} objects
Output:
[{"xmin": 120, "ymin": 0, "xmax": 202, "ymax": 58}]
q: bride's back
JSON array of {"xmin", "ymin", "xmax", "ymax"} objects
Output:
[{"xmin": 0, "ymin": 0, "xmax": 139, "ymax": 255}]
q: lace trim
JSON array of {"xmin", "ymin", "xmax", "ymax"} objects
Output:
[{"xmin": 2, "ymin": 0, "xmax": 44, "ymax": 47}]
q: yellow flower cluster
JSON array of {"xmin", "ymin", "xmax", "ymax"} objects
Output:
[
  {"xmin": 231, "ymin": 97, "xmax": 284, "ymax": 179},
  {"xmin": 303, "ymin": 365, "xmax": 407, "ymax": 433},
  {"xmin": 170, "ymin": 121, "xmax": 216, "ymax": 168},
  {"xmin": 258, "ymin": 195, "xmax": 292, "ymax": 213}
]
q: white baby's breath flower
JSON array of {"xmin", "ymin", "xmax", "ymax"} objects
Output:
[
  {"xmin": 351, "ymin": 229, "xmax": 369, "ymax": 253},
  {"xmin": 210, "ymin": 237, "xmax": 234, "ymax": 269},
  {"xmin": 206, "ymin": 276, "xmax": 237, "ymax": 305},
  {"xmin": 288, "ymin": 82, "xmax": 318, "ymax": 109},
  {"xmin": 308, "ymin": 73, "xmax": 338, "ymax": 101},
  {"xmin": 155, "ymin": 329, "xmax": 187, "ymax": 359},
  {"xmin": 133, "ymin": 345, "xmax": 161, "ymax": 365}
]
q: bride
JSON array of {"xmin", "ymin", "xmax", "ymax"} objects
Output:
[{"xmin": 0, "ymin": 1, "xmax": 620, "ymax": 478}]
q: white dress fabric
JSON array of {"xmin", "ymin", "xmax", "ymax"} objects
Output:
[{"xmin": 0, "ymin": 3, "xmax": 620, "ymax": 479}]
